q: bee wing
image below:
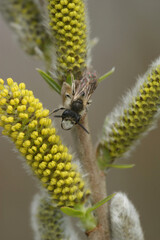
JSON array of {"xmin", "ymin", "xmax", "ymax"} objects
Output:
[{"xmin": 73, "ymin": 75, "xmax": 97, "ymax": 104}]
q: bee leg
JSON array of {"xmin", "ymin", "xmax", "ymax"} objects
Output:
[
  {"xmin": 87, "ymin": 99, "xmax": 92, "ymax": 105},
  {"xmin": 49, "ymin": 107, "xmax": 65, "ymax": 116},
  {"xmin": 86, "ymin": 100, "xmax": 92, "ymax": 111},
  {"xmin": 77, "ymin": 122, "xmax": 90, "ymax": 134},
  {"xmin": 54, "ymin": 115, "xmax": 63, "ymax": 118}
]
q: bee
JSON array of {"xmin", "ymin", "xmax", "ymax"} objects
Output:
[{"xmin": 51, "ymin": 71, "xmax": 98, "ymax": 134}]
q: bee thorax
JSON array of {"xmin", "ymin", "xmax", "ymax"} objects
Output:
[{"xmin": 71, "ymin": 99, "xmax": 83, "ymax": 113}]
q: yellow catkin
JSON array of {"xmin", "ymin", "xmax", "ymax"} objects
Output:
[
  {"xmin": 48, "ymin": 0, "xmax": 88, "ymax": 81},
  {"xmin": 0, "ymin": 78, "xmax": 89, "ymax": 207},
  {"xmin": 32, "ymin": 194, "xmax": 65, "ymax": 240},
  {"xmin": 97, "ymin": 64, "xmax": 160, "ymax": 168},
  {"xmin": 1, "ymin": 0, "xmax": 51, "ymax": 60}
]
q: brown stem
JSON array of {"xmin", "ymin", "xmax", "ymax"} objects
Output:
[
  {"xmin": 75, "ymin": 115, "xmax": 110, "ymax": 240},
  {"xmin": 38, "ymin": 0, "xmax": 45, "ymax": 7}
]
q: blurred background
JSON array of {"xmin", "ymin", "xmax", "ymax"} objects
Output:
[{"xmin": 0, "ymin": 0, "xmax": 160, "ymax": 239}]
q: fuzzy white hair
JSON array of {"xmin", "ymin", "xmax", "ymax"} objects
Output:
[
  {"xmin": 30, "ymin": 193, "xmax": 43, "ymax": 240},
  {"xmin": 31, "ymin": 193, "xmax": 81, "ymax": 240},
  {"xmin": 63, "ymin": 216, "xmax": 81, "ymax": 240},
  {"xmin": 110, "ymin": 192, "xmax": 144, "ymax": 240}
]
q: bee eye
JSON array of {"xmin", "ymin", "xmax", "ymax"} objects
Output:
[{"xmin": 65, "ymin": 93, "xmax": 71, "ymax": 98}]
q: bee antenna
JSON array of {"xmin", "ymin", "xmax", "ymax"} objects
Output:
[{"xmin": 77, "ymin": 122, "xmax": 90, "ymax": 134}]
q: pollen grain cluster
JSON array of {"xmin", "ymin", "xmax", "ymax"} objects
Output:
[
  {"xmin": 48, "ymin": 0, "xmax": 87, "ymax": 81},
  {"xmin": 0, "ymin": 78, "xmax": 89, "ymax": 207}
]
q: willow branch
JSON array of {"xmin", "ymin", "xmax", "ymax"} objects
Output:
[
  {"xmin": 75, "ymin": 115, "xmax": 110, "ymax": 240},
  {"xmin": 38, "ymin": 0, "xmax": 45, "ymax": 7}
]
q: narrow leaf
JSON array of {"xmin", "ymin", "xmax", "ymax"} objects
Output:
[
  {"xmin": 106, "ymin": 164, "xmax": 135, "ymax": 169},
  {"xmin": 61, "ymin": 207, "xmax": 84, "ymax": 218},
  {"xmin": 66, "ymin": 74, "xmax": 73, "ymax": 86},
  {"xmin": 86, "ymin": 193, "xmax": 115, "ymax": 215},
  {"xmin": 37, "ymin": 68, "xmax": 61, "ymax": 94},
  {"xmin": 97, "ymin": 146, "xmax": 112, "ymax": 170},
  {"xmin": 98, "ymin": 67, "xmax": 115, "ymax": 83}
]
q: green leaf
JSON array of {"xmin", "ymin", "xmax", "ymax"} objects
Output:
[
  {"xmin": 66, "ymin": 74, "xmax": 73, "ymax": 86},
  {"xmin": 97, "ymin": 146, "xmax": 112, "ymax": 170},
  {"xmin": 106, "ymin": 164, "xmax": 135, "ymax": 169},
  {"xmin": 86, "ymin": 193, "xmax": 115, "ymax": 215},
  {"xmin": 61, "ymin": 205, "xmax": 97, "ymax": 231},
  {"xmin": 98, "ymin": 67, "xmax": 115, "ymax": 83},
  {"xmin": 37, "ymin": 68, "xmax": 61, "ymax": 94},
  {"xmin": 61, "ymin": 207, "xmax": 84, "ymax": 218}
]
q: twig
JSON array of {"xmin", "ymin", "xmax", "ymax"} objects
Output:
[
  {"xmin": 75, "ymin": 115, "xmax": 110, "ymax": 240},
  {"xmin": 38, "ymin": 0, "xmax": 45, "ymax": 7}
]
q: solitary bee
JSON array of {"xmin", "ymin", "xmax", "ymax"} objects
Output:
[{"xmin": 51, "ymin": 72, "xmax": 98, "ymax": 134}]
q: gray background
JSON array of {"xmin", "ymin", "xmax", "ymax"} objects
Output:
[{"xmin": 0, "ymin": 0, "xmax": 160, "ymax": 239}]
